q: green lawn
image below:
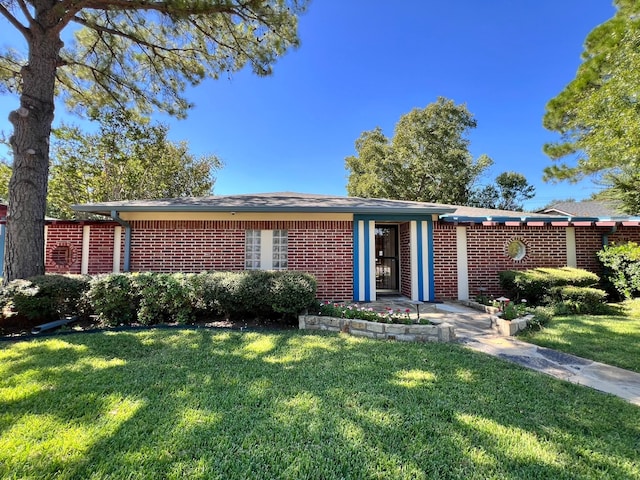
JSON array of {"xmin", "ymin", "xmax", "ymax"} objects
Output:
[
  {"xmin": 1, "ymin": 329, "xmax": 639, "ymax": 479},
  {"xmin": 518, "ymin": 299, "xmax": 640, "ymax": 373}
]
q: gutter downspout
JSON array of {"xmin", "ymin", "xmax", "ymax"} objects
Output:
[{"xmin": 111, "ymin": 210, "xmax": 131, "ymax": 272}]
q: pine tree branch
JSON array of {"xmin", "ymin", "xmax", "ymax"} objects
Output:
[
  {"xmin": 14, "ymin": 0, "xmax": 34, "ymax": 26},
  {"xmin": 0, "ymin": 4, "xmax": 30, "ymax": 39},
  {"xmin": 78, "ymin": 0, "xmax": 239, "ymax": 16}
]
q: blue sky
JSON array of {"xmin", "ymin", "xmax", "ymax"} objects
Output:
[{"xmin": 0, "ymin": 1, "xmax": 617, "ymax": 210}]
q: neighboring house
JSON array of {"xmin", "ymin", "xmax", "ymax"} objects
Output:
[
  {"xmin": 1, "ymin": 192, "xmax": 640, "ymax": 302},
  {"xmin": 537, "ymin": 200, "xmax": 622, "ymax": 218}
]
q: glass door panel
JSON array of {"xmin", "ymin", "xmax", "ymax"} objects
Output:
[{"xmin": 375, "ymin": 225, "xmax": 399, "ymax": 292}]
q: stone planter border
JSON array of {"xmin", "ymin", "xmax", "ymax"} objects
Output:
[
  {"xmin": 459, "ymin": 299, "xmax": 500, "ymax": 315},
  {"xmin": 299, "ymin": 315, "xmax": 455, "ymax": 343},
  {"xmin": 490, "ymin": 314, "xmax": 534, "ymax": 336}
]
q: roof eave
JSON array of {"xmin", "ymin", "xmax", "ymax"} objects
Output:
[{"xmin": 72, "ymin": 204, "xmax": 456, "ymax": 216}]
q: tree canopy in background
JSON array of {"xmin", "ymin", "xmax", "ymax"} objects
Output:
[
  {"xmin": 543, "ymin": 0, "xmax": 640, "ymax": 214},
  {"xmin": 46, "ymin": 110, "xmax": 221, "ymax": 219},
  {"xmin": 0, "ymin": 0, "xmax": 307, "ymax": 282},
  {"xmin": 346, "ymin": 97, "xmax": 493, "ymax": 205},
  {"xmin": 470, "ymin": 172, "xmax": 536, "ymax": 211}
]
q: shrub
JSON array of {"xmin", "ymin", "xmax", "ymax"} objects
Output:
[
  {"xmin": 211, "ymin": 271, "xmax": 272, "ymax": 319},
  {"xmin": 131, "ymin": 273, "xmax": 196, "ymax": 325},
  {"xmin": 499, "ymin": 267, "xmax": 599, "ymax": 305},
  {"xmin": 188, "ymin": 272, "xmax": 223, "ymax": 315},
  {"xmin": 501, "ymin": 302, "xmax": 519, "ymax": 320},
  {"xmin": 270, "ymin": 271, "xmax": 317, "ymax": 317},
  {"xmin": 549, "ymin": 286, "xmax": 608, "ymax": 315},
  {"xmin": 87, "ymin": 274, "xmax": 137, "ymax": 326},
  {"xmin": 526, "ymin": 306, "xmax": 554, "ymax": 331},
  {"xmin": 597, "ymin": 242, "xmax": 640, "ymax": 299},
  {"xmin": 0, "ymin": 275, "xmax": 90, "ymax": 329},
  {"xmin": 87, "ymin": 271, "xmax": 317, "ymax": 326}
]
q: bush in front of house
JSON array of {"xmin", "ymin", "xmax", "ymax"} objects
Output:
[
  {"xmin": 87, "ymin": 270, "xmax": 317, "ymax": 326},
  {"xmin": 270, "ymin": 271, "xmax": 317, "ymax": 317},
  {"xmin": 526, "ymin": 306, "xmax": 554, "ymax": 330},
  {"xmin": 130, "ymin": 273, "xmax": 197, "ymax": 325},
  {"xmin": 87, "ymin": 273, "xmax": 138, "ymax": 326},
  {"xmin": 499, "ymin": 267, "xmax": 600, "ymax": 305},
  {"xmin": 548, "ymin": 285, "xmax": 608, "ymax": 315},
  {"xmin": 212, "ymin": 270, "xmax": 274, "ymax": 319},
  {"xmin": 0, "ymin": 274, "xmax": 90, "ymax": 329},
  {"xmin": 597, "ymin": 241, "xmax": 640, "ymax": 300}
]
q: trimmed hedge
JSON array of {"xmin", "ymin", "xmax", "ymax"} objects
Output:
[
  {"xmin": 87, "ymin": 271, "xmax": 317, "ymax": 326},
  {"xmin": 0, "ymin": 275, "xmax": 90, "ymax": 329},
  {"xmin": 499, "ymin": 267, "xmax": 600, "ymax": 305},
  {"xmin": 597, "ymin": 241, "xmax": 640, "ymax": 299},
  {"xmin": 86, "ymin": 273, "xmax": 137, "ymax": 326},
  {"xmin": 1, "ymin": 271, "xmax": 318, "ymax": 330},
  {"xmin": 549, "ymin": 286, "xmax": 608, "ymax": 315}
]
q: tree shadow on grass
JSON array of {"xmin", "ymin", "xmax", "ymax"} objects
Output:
[{"xmin": 1, "ymin": 330, "xmax": 639, "ymax": 479}]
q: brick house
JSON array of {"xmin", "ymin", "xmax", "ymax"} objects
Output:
[{"xmin": 2, "ymin": 193, "xmax": 640, "ymax": 302}]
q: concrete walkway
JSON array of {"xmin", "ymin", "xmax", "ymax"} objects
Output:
[{"xmin": 362, "ymin": 296, "xmax": 640, "ymax": 406}]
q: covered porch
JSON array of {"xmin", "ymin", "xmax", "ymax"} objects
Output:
[{"xmin": 353, "ymin": 214, "xmax": 435, "ymax": 302}]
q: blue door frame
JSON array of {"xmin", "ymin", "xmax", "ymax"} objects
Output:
[{"xmin": 353, "ymin": 214, "xmax": 434, "ymax": 302}]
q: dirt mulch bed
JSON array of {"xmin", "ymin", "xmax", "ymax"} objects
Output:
[{"xmin": 0, "ymin": 315, "xmax": 297, "ymax": 341}]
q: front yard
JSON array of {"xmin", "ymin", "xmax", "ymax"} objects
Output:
[
  {"xmin": 1, "ymin": 329, "xmax": 638, "ymax": 479},
  {"xmin": 518, "ymin": 299, "xmax": 640, "ymax": 373}
]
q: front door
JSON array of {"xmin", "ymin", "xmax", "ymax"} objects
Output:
[{"xmin": 375, "ymin": 225, "xmax": 399, "ymax": 293}]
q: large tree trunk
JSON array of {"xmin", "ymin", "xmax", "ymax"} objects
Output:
[{"xmin": 3, "ymin": 15, "xmax": 62, "ymax": 283}]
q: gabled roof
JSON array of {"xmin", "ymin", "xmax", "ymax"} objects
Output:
[
  {"xmin": 536, "ymin": 200, "xmax": 622, "ymax": 217},
  {"xmin": 72, "ymin": 192, "xmax": 457, "ymax": 216}
]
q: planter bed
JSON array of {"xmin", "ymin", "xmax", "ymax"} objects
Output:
[
  {"xmin": 459, "ymin": 299, "xmax": 501, "ymax": 315},
  {"xmin": 299, "ymin": 315, "xmax": 455, "ymax": 342},
  {"xmin": 490, "ymin": 314, "xmax": 534, "ymax": 336},
  {"xmin": 460, "ymin": 299, "xmax": 532, "ymax": 336}
]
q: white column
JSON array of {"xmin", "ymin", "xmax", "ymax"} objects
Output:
[
  {"xmin": 368, "ymin": 220, "xmax": 376, "ymax": 302},
  {"xmin": 356, "ymin": 221, "xmax": 365, "ymax": 301},
  {"xmin": 81, "ymin": 225, "xmax": 90, "ymax": 275},
  {"xmin": 113, "ymin": 226, "xmax": 122, "ymax": 273},
  {"xmin": 421, "ymin": 221, "xmax": 429, "ymax": 301},
  {"xmin": 566, "ymin": 227, "xmax": 577, "ymax": 267},
  {"xmin": 456, "ymin": 226, "xmax": 469, "ymax": 300}
]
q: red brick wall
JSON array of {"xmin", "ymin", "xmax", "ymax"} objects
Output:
[
  {"xmin": 400, "ymin": 222, "xmax": 411, "ymax": 298},
  {"xmin": 128, "ymin": 220, "xmax": 353, "ymax": 301},
  {"xmin": 45, "ymin": 222, "xmax": 119, "ymax": 274},
  {"xmin": 576, "ymin": 226, "xmax": 640, "ymax": 275},
  {"xmin": 575, "ymin": 228, "xmax": 604, "ymax": 273},
  {"xmin": 434, "ymin": 224, "xmax": 569, "ymax": 300},
  {"xmin": 130, "ymin": 220, "xmax": 244, "ymax": 272},
  {"xmin": 45, "ymin": 223, "xmax": 84, "ymax": 274},
  {"xmin": 288, "ymin": 221, "xmax": 353, "ymax": 301},
  {"xmin": 41, "ymin": 217, "xmax": 640, "ymax": 303},
  {"xmin": 433, "ymin": 223, "xmax": 457, "ymax": 300},
  {"xmin": 609, "ymin": 227, "xmax": 640, "ymax": 245},
  {"xmin": 87, "ymin": 224, "xmax": 116, "ymax": 274},
  {"xmin": 467, "ymin": 226, "xmax": 568, "ymax": 298}
]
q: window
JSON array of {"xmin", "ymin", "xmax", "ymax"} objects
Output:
[
  {"xmin": 245, "ymin": 230, "xmax": 261, "ymax": 269},
  {"xmin": 51, "ymin": 245, "xmax": 72, "ymax": 266},
  {"xmin": 507, "ymin": 239, "xmax": 527, "ymax": 261},
  {"xmin": 272, "ymin": 229, "xmax": 288, "ymax": 270},
  {"xmin": 245, "ymin": 229, "xmax": 288, "ymax": 270}
]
